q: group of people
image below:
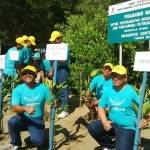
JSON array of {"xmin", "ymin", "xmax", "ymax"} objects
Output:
[
  {"xmin": 4, "ymin": 31, "xmax": 70, "ymax": 118},
  {"xmin": 2, "ymin": 31, "xmax": 150, "ymax": 150},
  {"xmin": 1, "ymin": 31, "xmax": 70, "ymax": 150},
  {"xmin": 87, "ymin": 63, "xmax": 150, "ymax": 150},
  {"xmin": 4, "ymin": 35, "xmax": 36, "ymax": 77}
]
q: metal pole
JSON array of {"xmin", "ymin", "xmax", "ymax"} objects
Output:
[
  {"xmin": 133, "ymin": 41, "xmax": 150, "ymax": 150},
  {"xmin": 119, "ymin": 44, "xmax": 122, "ymax": 65},
  {"xmin": 133, "ymin": 71, "xmax": 147, "ymax": 150},
  {"xmin": 49, "ymin": 60, "xmax": 57, "ymax": 150}
]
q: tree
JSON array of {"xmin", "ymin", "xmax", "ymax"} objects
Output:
[{"xmin": 0, "ymin": 0, "xmax": 79, "ymax": 46}]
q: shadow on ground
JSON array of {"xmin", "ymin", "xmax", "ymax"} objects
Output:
[
  {"xmin": 53, "ymin": 117, "xmax": 88, "ymax": 149},
  {"xmin": 36, "ymin": 116, "xmax": 88, "ymax": 150},
  {"xmin": 68, "ymin": 95, "xmax": 80, "ymax": 114}
]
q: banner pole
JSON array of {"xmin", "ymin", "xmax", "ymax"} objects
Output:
[
  {"xmin": 49, "ymin": 60, "xmax": 57, "ymax": 150},
  {"xmin": 133, "ymin": 71, "xmax": 147, "ymax": 150}
]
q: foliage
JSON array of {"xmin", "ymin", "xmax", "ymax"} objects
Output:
[
  {"xmin": 43, "ymin": 78, "xmax": 69, "ymax": 111},
  {"xmin": 55, "ymin": 0, "xmax": 149, "ymax": 93},
  {"xmin": 0, "ymin": 0, "xmax": 78, "ymax": 45},
  {"xmin": 55, "ymin": 0, "xmax": 118, "ymax": 93},
  {"xmin": 0, "ymin": 0, "xmax": 149, "ymax": 95},
  {"xmin": 2, "ymin": 76, "xmax": 20, "ymax": 97},
  {"xmin": 2, "ymin": 76, "xmax": 20, "ymax": 113},
  {"xmin": 132, "ymin": 87, "xmax": 150, "ymax": 117}
]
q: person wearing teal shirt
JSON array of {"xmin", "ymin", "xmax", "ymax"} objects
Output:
[
  {"xmin": 20, "ymin": 46, "xmax": 32, "ymax": 65},
  {"xmin": 4, "ymin": 37, "xmax": 24, "ymax": 77},
  {"xmin": 20, "ymin": 35, "xmax": 36, "ymax": 67},
  {"xmin": 49, "ymin": 31, "xmax": 70, "ymax": 119},
  {"xmin": 88, "ymin": 65, "xmax": 140, "ymax": 150},
  {"xmin": 41, "ymin": 59, "xmax": 52, "ymax": 77},
  {"xmin": 4, "ymin": 65, "xmax": 52, "ymax": 150},
  {"xmin": 89, "ymin": 63, "xmax": 113, "ymax": 109}
]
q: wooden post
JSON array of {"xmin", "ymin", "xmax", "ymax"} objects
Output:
[
  {"xmin": 0, "ymin": 41, "xmax": 3, "ymax": 132},
  {"xmin": 79, "ymin": 71, "xmax": 82, "ymax": 106}
]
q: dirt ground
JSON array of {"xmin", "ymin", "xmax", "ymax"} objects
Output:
[{"xmin": 0, "ymin": 95, "xmax": 150, "ymax": 150}]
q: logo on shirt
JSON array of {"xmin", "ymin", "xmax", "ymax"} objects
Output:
[
  {"xmin": 23, "ymin": 94, "xmax": 40, "ymax": 103},
  {"xmin": 109, "ymin": 97, "xmax": 126, "ymax": 111}
]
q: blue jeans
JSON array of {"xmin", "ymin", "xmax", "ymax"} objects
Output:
[
  {"xmin": 8, "ymin": 114, "xmax": 45, "ymax": 147},
  {"xmin": 57, "ymin": 66, "xmax": 69, "ymax": 110},
  {"xmin": 88, "ymin": 120, "xmax": 135, "ymax": 150}
]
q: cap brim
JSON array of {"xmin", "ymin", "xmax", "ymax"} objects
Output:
[
  {"xmin": 112, "ymin": 71, "xmax": 126, "ymax": 75},
  {"xmin": 49, "ymin": 37, "xmax": 55, "ymax": 42},
  {"xmin": 31, "ymin": 41, "xmax": 36, "ymax": 45}
]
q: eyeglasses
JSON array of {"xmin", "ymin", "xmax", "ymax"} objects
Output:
[{"xmin": 112, "ymin": 73, "xmax": 125, "ymax": 80}]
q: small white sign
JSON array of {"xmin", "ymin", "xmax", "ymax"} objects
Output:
[
  {"xmin": 46, "ymin": 44, "xmax": 68, "ymax": 60},
  {"xmin": 10, "ymin": 50, "xmax": 19, "ymax": 61},
  {"xmin": 134, "ymin": 51, "xmax": 150, "ymax": 72},
  {"xmin": 0, "ymin": 55, "xmax": 6, "ymax": 69}
]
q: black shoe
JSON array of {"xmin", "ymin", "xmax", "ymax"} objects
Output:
[{"xmin": 24, "ymin": 136, "xmax": 36, "ymax": 148}]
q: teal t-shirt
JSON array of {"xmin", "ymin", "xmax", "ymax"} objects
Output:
[
  {"xmin": 33, "ymin": 51, "xmax": 40, "ymax": 60},
  {"xmin": 20, "ymin": 46, "xmax": 32, "ymax": 65},
  {"xmin": 98, "ymin": 84, "xmax": 140, "ymax": 130},
  {"xmin": 89, "ymin": 75, "xmax": 113, "ymax": 99},
  {"xmin": 41, "ymin": 60, "xmax": 52, "ymax": 75},
  {"xmin": 4, "ymin": 47, "xmax": 22, "ymax": 77},
  {"xmin": 12, "ymin": 83, "xmax": 52, "ymax": 118}
]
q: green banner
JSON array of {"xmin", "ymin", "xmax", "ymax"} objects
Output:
[{"xmin": 108, "ymin": 7, "xmax": 150, "ymax": 43}]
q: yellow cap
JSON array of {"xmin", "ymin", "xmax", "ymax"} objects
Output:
[
  {"xmin": 49, "ymin": 31, "xmax": 61, "ymax": 42},
  {"xmin": 112, "ymin": 65, "xmax": 127, "ymax": 75},
  {"xmin": 22, "ymin": 35, "xmax": 28, "ymax": 41},
  {"xmin": 28, "ymin": 36, "xmax": 36, "ymax": 45},
  {"xmin": 103, "ymin": 63, "xmax": 113, "ymax": 70},
  {"xmin": 21, "ymin": 65, "xmax": 37, "ymax": 75},
  {"xmin": 16, "ymin": 37, "xmax": 24, "ymax": 46},
  {"xmin": 21, "ymin": 35, "xmax": 29, "ymax": 46}
]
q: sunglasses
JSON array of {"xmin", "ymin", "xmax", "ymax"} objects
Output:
[
  {"xmin": 103, "ymin": 66, "xmax": 112, "ymax": 71},
  {"xmin": 22, "ymin": 71, "xmax": 35, "ymax": 76},
  {"xmin": 112, "ymin": 73, "xmax": 125, "ymax": 80}
]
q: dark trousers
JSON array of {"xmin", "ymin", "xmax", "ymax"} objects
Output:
[
  {"xmin": 88, "ymin": 120, "xmax": 135, "ymax": 150},
  {"xmin": 8, "ymin": 114, "xmax": 45, "ymax": 147},
  {"xmin": 57, "ymin": 67, "xmax": 69, "ymax": 110}
]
